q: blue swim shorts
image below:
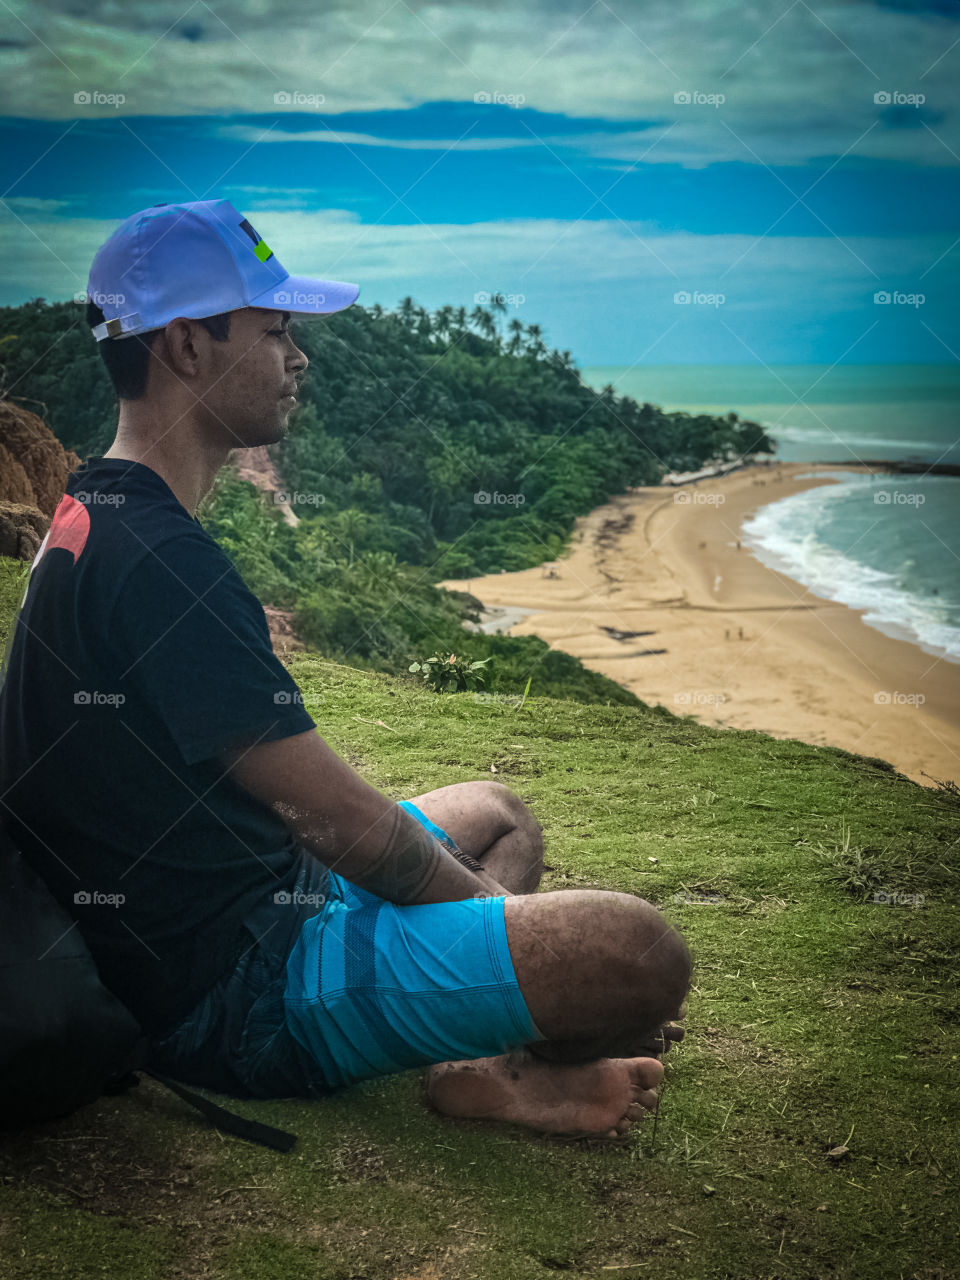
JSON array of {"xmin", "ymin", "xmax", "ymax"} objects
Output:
[
  {"xmin": 283, "ymin": 801, "xmax": 544, "ymax": 1089},
  {"xmin": 148, "ymin": 801, "xmax": 543, "ymax": 1097}
]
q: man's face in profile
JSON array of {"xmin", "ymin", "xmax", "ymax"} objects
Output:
[{"xmin": 188, "ymin": 306, "xmax": 308, "ymax": 451}]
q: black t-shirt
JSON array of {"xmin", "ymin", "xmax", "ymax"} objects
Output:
[{"xmin": 0, "ymin": 456, "xmax": 319, "ymax": 1037}]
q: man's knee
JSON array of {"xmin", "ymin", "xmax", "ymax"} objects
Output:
[
  {"xmin": 487, "ymin": 781, "xmax": 540, "ymax": 829},
  {"xmin": 505, "ymin": 889, "xmax": 690, "ymax": 1043},
  {"xmin": 480, "ymin": 782, "xmax": 544, "ymax": 860},
  {"xmin": 628, "ymin": 896, "xmax": 692, "ymax": 1023},
  {"xmin": 591, "ymin": 891, "xmax": 691, "ymax": 1018}
]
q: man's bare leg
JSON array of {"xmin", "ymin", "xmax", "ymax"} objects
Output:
[
  {"xmin": 405, "ymin": 783, "xmax": 691, "ymax": 1138},
  {"xmin": 402, "ymin": 780, "xmax": 544, "ymax": 894},
  {"xmin": 426, "ymin": 889, "xmax": 690, "ymax": 1136}
]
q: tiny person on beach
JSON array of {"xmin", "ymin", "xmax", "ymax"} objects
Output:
[{"xmin": 3, "ymin": 200, "xmax": 691, "ymax": 1139}]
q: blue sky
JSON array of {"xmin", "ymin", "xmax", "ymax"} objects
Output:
[{"xmin": 1, "ymin": 0, "xmax": 958, "ymax": 366}]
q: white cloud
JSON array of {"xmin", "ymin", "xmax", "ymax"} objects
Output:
[
  {"xmin": 0, "ymin": 196, "xmax": 72, "ymax": 214},
  {"xmin": 216, "ymin": 125, "xmax": 542, "ymax": 151},
  {"xmin": 1, "ymin": 201, "xmax": 951, "ymax": 304},
  {"xmin": 0, "ymin": 0, "xmax": 956, "ymax": 164},
  {"xmin": 1, "ymin": 202, "xmax": 954, "ymax": 362}
]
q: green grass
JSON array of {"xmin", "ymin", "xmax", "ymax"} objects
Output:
[{"xmin": 1, "ymin": 557, "xmax": 958, "ymax": 1279}]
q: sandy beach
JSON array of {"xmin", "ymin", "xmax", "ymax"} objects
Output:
[{"xmin": 437, "ymin": 462, "xmax": 960, "ymax": 786}]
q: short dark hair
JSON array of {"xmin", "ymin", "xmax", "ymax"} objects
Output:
[{"xmin": 86, "ymin": 301, "xmax": 232, "ymax": 400}]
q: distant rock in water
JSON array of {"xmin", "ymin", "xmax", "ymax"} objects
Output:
[{"xmin": 0, "ymin": 400, "xmax": 82, "ymax": 560}]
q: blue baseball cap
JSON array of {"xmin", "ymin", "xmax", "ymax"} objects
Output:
[{"xmin": 87, "ymin": 198, "xmax": 360, "ymax": 341}]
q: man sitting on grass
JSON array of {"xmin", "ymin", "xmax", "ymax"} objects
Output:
[{"xmin": 0, "ymin": 200, "xmax": 690, "ymax": 1138}]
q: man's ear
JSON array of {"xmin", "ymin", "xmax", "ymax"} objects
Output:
[{"xmin": 158, "ymin": 317, "xmax": 204, "ymax": 379}]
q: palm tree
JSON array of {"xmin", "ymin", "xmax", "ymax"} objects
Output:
[
  {"xmin": 350, "ymin": 549, "xmax": 402, "ymax": 594},
  {"xmin": 299, "ymin": 521, "xmax": 339, "ymax": 573},
  {"xmin": 507, "ymin": 316, "xmax": 525, "ymax": 356},
  {"xmin": 416, "ymin": 310, "xmax": 433, "ymax": 341},
  {"xmin": 331, "ymin": 508, "xmax": 372, "ymax": 566},
  {"xmin": 433, "ymin": 305, "xmax": 455, "ymax": 343},
  {"xmin": 470, "ymin": 306, "xmax": 497, "ymax": 342},
  {"xmin": 425, "ymin": 449, "xmax": 468, "ymax": 524},
  {"xmin": 488, "ymin": 290, "xmax": 508, "ymax": 342},
  {"xmin": 548, "ymin": 348, "xmax": 577, "ymax": 376},
  {"xmin": 397, "ymin": 296, "xmax": 417, "ymax": 329},
  {"xmin": 523, "ymin": 323, "xmax": 547, "ymax": 360}
]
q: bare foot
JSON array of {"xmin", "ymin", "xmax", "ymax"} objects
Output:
[{"xmin": 425, "ymin": 1050, "xmax": 664, "ymax": 1139}]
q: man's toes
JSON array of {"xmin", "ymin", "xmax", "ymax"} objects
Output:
[
  {"xmin": 625, "ymin": 1100, "xmax": 652, "ymax": 1123},
  {"xmin": 628, "ymin": 1057, "xmax": 665, "ymax": 1091}
]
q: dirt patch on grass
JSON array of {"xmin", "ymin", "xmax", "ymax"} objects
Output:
[
  {"xmin": 0, "ymin": 1079, "xmax": 296, "ymax": 1277},
  {"xmin": 689, "ymin": 1026, "xmax": 800, "ymax": 1075},
  {"xmin": 288, "ymin": 1203, "xmax": 485, "ymax": 1279},
  {"xmin": 325, "ymin": 1135, "xmax": 391, "ymax": 1183}
]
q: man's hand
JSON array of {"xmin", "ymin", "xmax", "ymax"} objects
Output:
[
  {"xmin": 219, "ymin": 728, "xmax": 509, "ymax": 906},
  {"xmin": 359, "ymin": 802, "xmax": 510, "ymax": 902}
]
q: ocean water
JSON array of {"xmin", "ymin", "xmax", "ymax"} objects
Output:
[
  {"xmin": 743, "ymin": 473, "xmax": 960, "ymax": 663},
  {"xmin": 580, "ymin": 365, "xmax": 960, "ymax": 663}
]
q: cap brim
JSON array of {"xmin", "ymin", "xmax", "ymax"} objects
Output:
[{"xmin": 247, "ymin": 274, "xmax": 360, "ymax": 317}]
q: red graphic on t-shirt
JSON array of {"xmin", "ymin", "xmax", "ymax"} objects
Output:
[{"xmin": 39, "ymin": 493, "xmax": 90, "ymax": 566}]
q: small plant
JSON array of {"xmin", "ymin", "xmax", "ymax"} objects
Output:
[
  {"xmin": 813, "ymin": 820, "xmax": 886, "ymax": 896},
  {"xmin": 515, "ymin": 674, "xmax": 533, "ymax": 712},
  {"xmin": 921, "ymin": 771, "xmax": 960, "ymax": 807},
  {"xmin": 408, "ymin": 650, "xmax": 492, "ymax": 694}
]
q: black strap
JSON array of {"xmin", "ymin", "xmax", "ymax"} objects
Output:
[{"xmin": 143, "ymin": 1070, "xmax": 297, "ymax": 1152}]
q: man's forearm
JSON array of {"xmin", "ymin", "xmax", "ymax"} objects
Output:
[
  {"xmin": 290, "ymin": 793, "xmax": 508, "ymax": 905},
  {"xmin": 226, "ymin": 728, "xmax": 510, "ymax": 904}
]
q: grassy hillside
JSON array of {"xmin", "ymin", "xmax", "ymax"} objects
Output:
[{"xmin": 1, "ymin": 555, "xmax": 958, "ymax": 1280}]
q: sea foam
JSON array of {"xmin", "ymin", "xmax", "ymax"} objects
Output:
[{"xmin": 742, "ymin": 476, "xmax": 960, "ymax": 664}]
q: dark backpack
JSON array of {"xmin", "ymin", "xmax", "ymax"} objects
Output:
[{"xmin": 0, "ymin": 823, "xmax": 295, "ymax": 1151}]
